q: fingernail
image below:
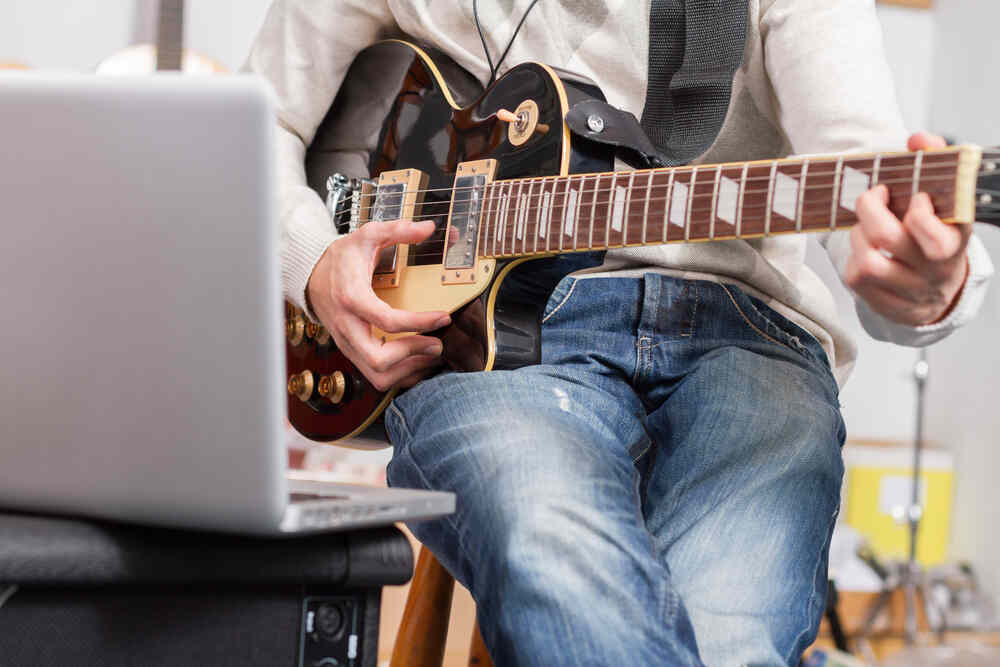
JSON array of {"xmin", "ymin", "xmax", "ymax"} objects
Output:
[
  {"xmin": 434, "ymin": 315, "xmax": 451, "ymax": 328},
  {"xmin": 423, "ymin": 343, "xmax": 443, "ymax": 356}
]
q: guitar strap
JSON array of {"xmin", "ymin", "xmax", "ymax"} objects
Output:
[{"xmin": 639, "ymin": 0, "xmax": 750, "ymax": 166}]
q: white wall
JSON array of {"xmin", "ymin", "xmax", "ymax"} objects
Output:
[
  {"xmin": 925, "ymin": 0, "xmax": 1000, "ymax": 607},
  {"xmin": 831, "ymin": 6, "xmax": 938, "ymax": 444},
  {"xmin": 828, "ymin": 2, "xmax": 1000, "ymax": 605},
  {"xmin": 0, "ymin": 0, "xmax": 271, "ymax": 72}
]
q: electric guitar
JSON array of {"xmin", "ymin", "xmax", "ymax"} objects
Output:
[{"xmin": 284, "ymin": 40, "xmax": 1000, "ymax": 444}]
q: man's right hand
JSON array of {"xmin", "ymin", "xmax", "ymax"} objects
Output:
[{"xmin": 306, "ymin": 219, "xmax": 451, "ymax": 391}]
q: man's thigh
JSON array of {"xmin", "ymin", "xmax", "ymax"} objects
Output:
[{"xmin": 642, "ymin": 327, "xmax": 845, "ymax": 665}]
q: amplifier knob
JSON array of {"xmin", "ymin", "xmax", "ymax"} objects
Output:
[
  {"xmin": 287, "ymin": 370, "xmax": 315, "ymax": 402},
  {"xmin": 318, "ymin": 371, "xmax": 347, "ymax": 404}
]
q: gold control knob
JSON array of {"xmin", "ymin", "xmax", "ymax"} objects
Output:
[
  {"xmin": 287, "ymin": 370, "xmax": 315, "ymax": 403},
  {"xmin": 318, "ymin": 371, "xmax": 347, "ymax": 404},
  {"xmin": 286, "ymin": 312, "xmax": 305, "ymax": 346},
  {"xmin": 304, "ymin": 320, "xmax": 319, "ymax": 339},
  {"xmin": 314, "ymin": 326, "xmax": 331, "ymax": 346}
]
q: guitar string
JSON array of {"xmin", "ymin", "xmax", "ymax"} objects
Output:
[
  {"xmin": 401, "ymin": 183, "xmax": 961, "ymax": 258},
  {"xmin": 349, "ymin": 162, "xmax": 965, "ymax": 214},
  {"xmin": 359, "ymin": 149, "xmax": 995, "ymax": 206},
  {"xmin": 351, "ymin": 172, "xmax": 962, "ymax": 218},
  {"xmin": 346, "ymin": 150, "xmax": 994, "ymax": 203},
  {"xmin": 349, "ymin": 158, "xmax": 965, "ymax": 205}
]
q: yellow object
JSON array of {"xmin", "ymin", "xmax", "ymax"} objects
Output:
[{"xmin": 843, "ymin": 443, "xmax": 954, "ymax": 566}]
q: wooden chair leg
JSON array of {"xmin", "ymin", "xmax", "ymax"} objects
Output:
[
  {"xmin": 468, "ymin": 618, "xmax": 493, "ymax": 667},
  {"xmin": 391, "ymin": 546, "xmax": 456, "ymax": 667}
]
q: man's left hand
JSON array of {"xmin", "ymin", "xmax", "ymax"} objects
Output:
[{"xmin": 845, "ymin": 132, "xmax": 972, "ymax": 326}]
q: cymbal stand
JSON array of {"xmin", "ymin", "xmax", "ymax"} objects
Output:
[{"xmin": 855, "ymin": 348, "xmax": 947, "ymax": 659}]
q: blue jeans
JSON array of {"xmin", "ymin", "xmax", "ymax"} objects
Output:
[{"xmin": 386, "ymin": 275, "xmax": 845, "ymax": 666}]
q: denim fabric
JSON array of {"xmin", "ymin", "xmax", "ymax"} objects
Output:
[{"xmin": 386, "ymin": 275, "xmax": 845, "ymax": 667}]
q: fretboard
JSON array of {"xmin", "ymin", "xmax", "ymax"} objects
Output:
[{"xmin": 478, "ymin": 147, "xmax": 974, "ymax": 259}]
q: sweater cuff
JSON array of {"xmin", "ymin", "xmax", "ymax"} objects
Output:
[
  {"xmin": 854, "ymin": 233, "xmax": 994, "ymax": 346},
  {"xmin": 281, "ymin": 186, "xmax": 340, "ymax": 320}
]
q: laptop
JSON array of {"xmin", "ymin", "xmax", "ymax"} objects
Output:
[{"xmin": 0, "ymin": 73, "xmax": 454, "ymax": 535}]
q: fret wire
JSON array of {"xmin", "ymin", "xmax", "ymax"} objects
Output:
[
  {"xmin": 532, "ymin": 178, "xmax": 543, "ymax": 255},
  {"xmin": 830, "ymin": 157, "xmax": 844, "ymax": 231},
  {"xmin": 796, "ymin": 158, "xmax": 809, "ymax": 233},
  {"xmin": 663, "ymin": 170, "xmax": 674, "ymax": 243},
  {"xmin": 556, "ymin": 176, "xmax": 567, "ymax": 252},
  {"xmin": 623, "ymin": 172, "xmax": 635, "ymax": 246},
  {"xmin": 501, "ymin": 180, "xmax": 513, "ymax": 256},
  {"xmin": 588, "ymin": 174, "xmax": 597, "ymax": 251},
  {"xmin": 736, "ymin": 163, "xmax": 748, "ymax": 237},
  {"xmin": 872, "ymin": 154, "xmax": 882, "ymax": 185},
  {"xmin": 497, "ymin": 180, "xmax": 508, "ymax": 256},
  {"xmin": 912, "ymin": 151, "xmax": 923, "ymax": 198},
  {"xmin": 685, "ymin": 167, "xmax": 697, "ymax": 242},
  {"xmin": 525, "ymin": 179, "xmax": 538, "ymax": 256},
  {"xmin": 710, "ymin": 165, "xmax": 722, "ymax": 241},
  {"xmin": 603, "ymin": 174, "xmax": 611, "ymax": 249},
  {"xmin": 512, "ymin": 179, "xmax": 524, "ymax": 256},
  {"xmin": 479, "ymin": 183, "xmax": 491, "ymax": 258},
  {"xmin": 765, "ymin": 161, "xmax": 777, "ymax": 236},
  {"xmin": 573, "ymin": 175, "xmax": 584, "ymax": 251},
  {"xmin": 642, "ymin": 170, "xmax": 654, "ymax": 245}
]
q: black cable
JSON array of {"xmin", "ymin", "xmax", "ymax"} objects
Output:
[{"xmin": 473, "ymin": 0, "xmax": 543, "ymax": 86}]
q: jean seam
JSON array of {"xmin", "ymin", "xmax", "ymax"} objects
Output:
[
  {"xmin": 785, "ymin": 503, "xmax": 840, "ymax": 665},
  {"xmin": 541, "ymin": 277, "xmax": 578, "ymax": 324},
  {"xmin": 718, "ymin": 283, "xmax": 800, "ymax": 355}
]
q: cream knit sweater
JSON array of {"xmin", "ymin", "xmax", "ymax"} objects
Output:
[{"xmin": 246, "ymin": 0, "xmax": 993, "ymax": 385}]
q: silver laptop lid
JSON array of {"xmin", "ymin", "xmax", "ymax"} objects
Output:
[{"xmin": 0, "ymin": 74, "xmax": 287, "ymax": 533}]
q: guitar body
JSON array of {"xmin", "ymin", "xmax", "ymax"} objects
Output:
[{"xmin": 287, "ymin": 41, "xmax": 614, "ymax": 442}]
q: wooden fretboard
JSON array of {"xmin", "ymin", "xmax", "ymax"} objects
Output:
[{"xmin": 478, "ymin": 147, "xmax": 979, "ymax": 258}]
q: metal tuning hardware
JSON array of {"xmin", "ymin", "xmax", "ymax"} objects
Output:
[
  {"xmin": 443, "ymin": 159, "xmax": 497, "ymax": 285},
  {"xmin": 325, "ymin": 173, "xmax": 374, "ymax": 235},
  {"xmin": 287, "ymin": 370, "xmax": 315, "ymax": 403}
]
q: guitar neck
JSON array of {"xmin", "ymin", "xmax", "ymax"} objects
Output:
[{"xmin": 478, "ymin": 146, "xmax": 981, "ymax": 258}]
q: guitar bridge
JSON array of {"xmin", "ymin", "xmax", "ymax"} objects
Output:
[{"xmin": 324, "ymin": 173, "xmax": 374, "ymax": 234}]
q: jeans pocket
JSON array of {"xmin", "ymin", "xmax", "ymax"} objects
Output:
[{"xmin": 541, "ymin": 276, "xmax": 579, "ymax": 324}]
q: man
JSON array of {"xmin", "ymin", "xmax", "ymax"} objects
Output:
[{"xmin": 248, "ymin": 1, "xmax": 993, "ymax": 664}]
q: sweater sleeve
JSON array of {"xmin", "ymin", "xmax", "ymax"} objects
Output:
[
  {"xmin": 761, "ymin": 0, "xmax": 994, "ymax": 346},
  {"xmin": 245, "ymin": 0, "xmax": 397, "ymax": 314}
]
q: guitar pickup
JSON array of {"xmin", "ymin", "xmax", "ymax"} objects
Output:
[{"xmin": 443, "ymin": 160, "xmax": 496, "ymax": 285}]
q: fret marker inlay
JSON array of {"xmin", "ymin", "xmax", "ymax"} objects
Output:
[
  {"xmin": 840, "ymin": 167, "xmax": 870, "ymax": 213},
  {"xmin": 670, "ymin": 181, "xmax": 689, "ymax": 227},
  {"xmin": 718, "ymin": 177, "xmax": 739, "ymax": 224},
  {"xmin": 496, "ymin": 189, "xmax": 509, "ymax": 243},
  {"xmin": 611, "ymin": 185, "xmax": 627, "ymax": 233},
  {"xmin": 773, "ymin": 171, "xmax": 799, "ymax": 221},
  {"xmin": 515, "ymin": 191, "xmax": 528, "ymax": 241},
  {"xmin": 564, "ymin": 186, "xmax": 579, "ymax": 238},
  {"xmin": 539, "ymin": 190, "xmax": 552, "ymax": 239}
]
